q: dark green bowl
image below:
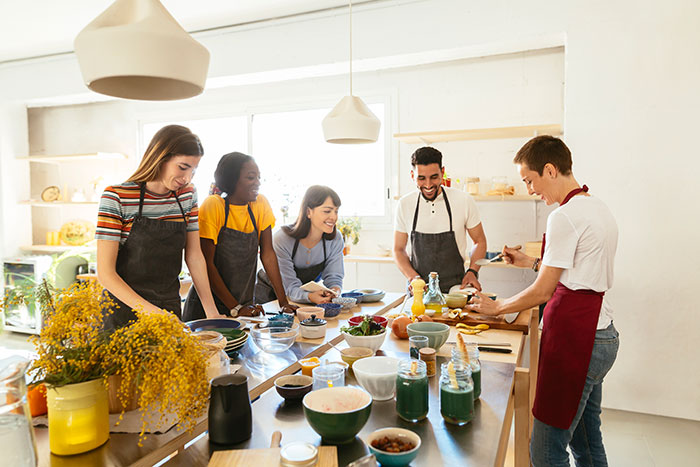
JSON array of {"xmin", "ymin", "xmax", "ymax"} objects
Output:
[{"xmin": 302, "ymin": 386, "xmax": 373, "ymax": 444}]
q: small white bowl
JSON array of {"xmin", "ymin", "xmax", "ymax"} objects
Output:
[
  {"xmin": 351, "ymin": 356, "xmax": 400, "ymax": 401},
  {"xmin": 340, "ymin": 329, "xmax": 387, "ymax": 354},
  {"xmin": 296, "ymin": 306, "xmax": 325, "ymax": 322}
]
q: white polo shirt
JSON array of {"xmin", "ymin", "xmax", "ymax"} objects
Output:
[
  {"xmin": 394, "ymin": 186, "xmax": 482, "ymax": 263},
  {"xmin": 542, "ymin": 195, "xmax": 618, "ymax": 329}
]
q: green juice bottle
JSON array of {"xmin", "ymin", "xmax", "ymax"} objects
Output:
[{"xmin": 439, "ymin": 361, "xmax": 474, "ymax": 425}]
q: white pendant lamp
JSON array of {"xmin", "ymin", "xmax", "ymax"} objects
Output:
[
  {"xmin": 74, "ymin": 0, "xmax": 210, "ymax": 101},
  {"xmin": 322, "ymin": 1, "xmax": 380, "ymax": 144}
]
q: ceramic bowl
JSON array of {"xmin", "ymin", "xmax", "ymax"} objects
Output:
[
  {"xmin": 341, "ymin": 291, "xmax": 365, "ymax": 302},
  {"xmin": 406, "ymin": 322, "xmax": 450, "ymax": 351},
  {"xmin": 351, "ymin": 288, "xmax": 386, "ymax": 303},
  {"xmin": 348, "ymin": 315, "xmax": 388, "ymax": 328},
  {"xmin": 251, "ymin": 325, "xmax": 299, "ymax": 353},
  {"xmin": 186, "ymin": 318, "xmax": 243, "ymax": 332},
  {"xmin": 445, "ymin": 293, "xmax": 468, "ymax": 308},
  {"xmin": 340, "ymin": 329, "xmax": 387, "ymax": 354},
  {"xmin": 303, "ymin": 386, "xmax": 373, "ymax": 444},
  {"xmin": 317, "ymin": 302, "xmax": 342, "ymax": 318},
  {"xmin": 332, "ymin": 296, "xmax": 357, "ymax": 310},
  {"xmin": 296, "ymin": 307, "xmax": 325, "ymax": 322},
  {"xmin": 351, "ymin": 356, "xmax": 400, "ymax": 401},
  {"xmin": 365, "ymin": 427, "xmax": 421, "ymax": 467},
  {"xmin": 340, "ymin": 347, "xmax": 374, "ymax": 368},
  {"xmin": 274, "ymin": 374, "xmax": 313, "ymax": 401}
]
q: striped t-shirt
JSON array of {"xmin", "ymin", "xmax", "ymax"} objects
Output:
[{"xmin": 96, "ymin": 182, "xmax": 199, "ymax": 244}]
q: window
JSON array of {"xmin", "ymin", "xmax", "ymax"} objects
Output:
[{"xmin": 140, "ymin": 102, "xmax": 387, "ymax": 226}]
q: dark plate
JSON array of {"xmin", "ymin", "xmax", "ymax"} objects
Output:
[{"xmin": 186, "ymin": 318, "xmax": 243, "ymax": 332}]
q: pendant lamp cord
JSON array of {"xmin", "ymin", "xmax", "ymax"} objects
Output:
[{"xmin": 349, "ymin": 0, "xmax": 353, "ymax": 96}]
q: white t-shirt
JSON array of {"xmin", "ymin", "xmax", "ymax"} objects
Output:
[
  {"xmin": 542, "ymin": 195, "xmax": 618, "ymax": 329},
  {"xmin": 394, "ymin": 186, "xmax": 482, "ymax": 263}
]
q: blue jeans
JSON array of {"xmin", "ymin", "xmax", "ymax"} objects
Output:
[{"xmin": 530, "ymin": 323, "xmax": 620, "ymax": 467}]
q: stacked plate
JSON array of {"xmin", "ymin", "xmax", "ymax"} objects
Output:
[{"xmin": 224, "ymin": 330, "xmax": 249, "ymax": 354}]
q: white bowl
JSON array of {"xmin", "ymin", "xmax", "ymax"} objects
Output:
[
  {"xmin": 351, "ymin": 356, "xmax": 400, "ymax": 401},
  {"xmin": 340, "ymin": 329, "xmax": 387, "ymax": 354},
  {"xmin": 296, "ymin": 306, "xmax": 325, "ymax": 322}
]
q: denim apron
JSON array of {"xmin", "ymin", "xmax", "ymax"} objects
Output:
[
  {"xmin": 410, "ymin": 188, "xmax": 465, "ymax": 293},
  {"xmin": 104, "ymin": 184, "xmax": 187, "ymax": 330},
  {"xmin": 254, "ymin": 238, "xmax": 327, "ymax": 303},
  {"xmin": 183, "ymin": 197, "xmax": 259, "ymax": 320}
]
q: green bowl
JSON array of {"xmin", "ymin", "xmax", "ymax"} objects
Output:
[
  {"xmin": 406, "ymin": 322, "xmax": 450, "ymax": 351},
  {"xmin": 366, "ymin": 427, "xmax": 421, "ymax": 467},
  {"xmin": 302, "ymin": 386, "xmax": 373, "ymax": 444}
]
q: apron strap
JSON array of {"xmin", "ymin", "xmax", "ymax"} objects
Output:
[
  {"xmin": 172, "ymin": 191, "xmax": 187, "ymax": 220},
  {"xmin": 222, "ymin": 196, "xmax": 231, "ymax": 235},
  {"xmin": 292, "ymin": 239, "xmax": 300, "ymax": 260},
  {"xmin": 540, "ymin": 185, "xmax": 589, "ymax": 257},
  {"xmin": 247, "ymin": 204, "xmax": 258, "ymax": 234},
  {"xmin": 138, "ymin": 183, "xmax": 146, "ymax": 217},
  {"xmin": 292, "ymin": 238, "xmax": 328, "ymax": 265},
  {"xmin": 411, "ymin": 187, "xmax": 453, "ymax": 233}
]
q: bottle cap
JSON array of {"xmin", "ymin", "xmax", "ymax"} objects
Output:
[{"xmin": 419, "ymin": 347, "xmax": 436, "ymax": 359}]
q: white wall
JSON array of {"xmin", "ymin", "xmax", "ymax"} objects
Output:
[{"xmin": 1, "ymin": 0, "xmax": 698, "ymax": 421}]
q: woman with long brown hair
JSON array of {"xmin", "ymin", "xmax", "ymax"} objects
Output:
[
  {"xmin": 255, "ymin": 185, "xmax": 344, "ymax": 304},
  {"xmin": 96, "ymin": 125, "xmax": 222, "ymax": 329}
]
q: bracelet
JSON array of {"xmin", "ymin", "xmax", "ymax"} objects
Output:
[
  {"xmin": 532, "ymin": 258, "xmax": 541, "ymax": 272},
  {"xmin": 229, "ymin": 304, "xmax": 243, "ymax": 317},
  {"xmin": 466, "ymin": 268, "xmax": 479, "ymax": 280}
]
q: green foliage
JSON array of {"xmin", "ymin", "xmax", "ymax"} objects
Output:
[{"xmin": 337, "ymin": 217, "xmax": 361, "ymax": 245}]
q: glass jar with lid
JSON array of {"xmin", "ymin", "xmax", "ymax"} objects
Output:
[
  {"xmin": 451, "ymin": 343, "xmax": 481, "ymax": 399},
  {"xmin": 466, "ymin": 177, "xmax": 480, "ymax": 195},
  {"xmin": 439, "ymin": 361, "xmax": 474, "ymax": 425}
]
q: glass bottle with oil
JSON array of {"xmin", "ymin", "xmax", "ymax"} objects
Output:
[{"xmin": 423, "ymin": 272, "xmax": 446, "ymax": 315}]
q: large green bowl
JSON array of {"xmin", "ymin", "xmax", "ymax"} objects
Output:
[
  {"xmin": 302, "ymin": 386, "xmax": 373, "ymax": 444},
  {"xmin": 406, "ymin": 322, "xmax": 450, "ymax": 351}
]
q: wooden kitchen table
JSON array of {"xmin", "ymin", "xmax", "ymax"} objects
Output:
[
  {"xmin": 163, "ymin": 297, "xmax": 532, "ymax": 467},
  {"xmin": 32, "ymin": 293, "xmax": 405, "ymax": 467}
]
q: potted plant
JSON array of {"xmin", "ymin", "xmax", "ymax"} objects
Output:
[
  {"xmin": 337, "ymin": 217, "xmax": 361, "ymax": 255},
  {"xmin": 4, "ymin": 280, "xmax": 210, "ymax": 453}
]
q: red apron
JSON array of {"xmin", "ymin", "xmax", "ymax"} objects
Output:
[{"xmin": 532, "ymin": 185, "xmax": 605, "ymax": 430}]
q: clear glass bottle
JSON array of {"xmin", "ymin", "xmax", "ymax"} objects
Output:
[
  {"xmin": 396, "ymin": 359, "xmax": 429, "ymax": 422},
  {"xmin": 439, "ymin": 361, "xmax": 474, "ymax": 426},
  {"xmin": 0, "ymin": 358, "xmax": 37, "ymax": 467},
  {"xmin": 467, "ymin": 344, "xmax": 481, "ymax": 400},
  {"xmin": 423, "ymin": 272, "xmax": 446, "ymax": 314}
]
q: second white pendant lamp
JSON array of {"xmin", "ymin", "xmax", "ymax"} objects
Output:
[
  {"xmin": 74, "ymin": 0, "xmax": 210, "ymax": 101},
  {"xmin": 322, "ymin": 1, "xmax": 380, "ymax": 144}
]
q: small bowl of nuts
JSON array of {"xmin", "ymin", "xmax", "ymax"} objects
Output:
[{"xmin": 364, "ymin": 427, "xmax": 421, "ymax": 466}]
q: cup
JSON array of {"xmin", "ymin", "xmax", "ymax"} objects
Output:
[
  {"xmin": 409, "ymin": 335, "xmax": 429, "ymax": 360},
  {"xmin": 312, "ymin": 364, "xmax": 345, "ymax": 390}
]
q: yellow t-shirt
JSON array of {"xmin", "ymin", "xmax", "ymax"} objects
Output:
[{"xmin": 198, "ymin": 194, "xmax": 276, "ymax": 244}]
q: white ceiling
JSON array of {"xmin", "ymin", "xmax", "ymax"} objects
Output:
[{"xmin": 0, "ymin": 0, "xmax": 369, "ymax": 63}]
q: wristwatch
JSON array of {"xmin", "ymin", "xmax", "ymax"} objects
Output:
[
  {"xmin": 229, "ymin": 304, "xmax": 243, "ymax": 317},
  {"xmin": 466, "ymin": 268, "xmax": 479, "ymax": 280}
]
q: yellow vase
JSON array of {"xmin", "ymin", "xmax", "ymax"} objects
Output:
[{"xmin": 47, "ymin": 378, "xmax": 109, "ymax": 455}]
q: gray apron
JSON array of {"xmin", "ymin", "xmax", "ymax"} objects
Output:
[
  {"xmin": 410, "ymin": 188, "xmax": 465, "ymax": 293},
  {"xmin": 104, "ymin": 184, "xmax": 187, "ymax": 330},
  {"xmin": 182, "ymin": 197, "xmax": 259, "ymax": 321},
  {"xmin": 254, "ymin": 238, "xmax": 327, "ymax": 303}
]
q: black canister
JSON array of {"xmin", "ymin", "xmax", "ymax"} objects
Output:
[{"xmin": 208, "ymin": 374, "xmax": 252, "ymax": 445}]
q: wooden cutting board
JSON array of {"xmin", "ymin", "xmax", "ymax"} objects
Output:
[
  {"xmin": 432, "ymin": 309, "xmax": 531, "ymax": 333},
  {"xmin": 208, "ymin": 446, "xmax": 337, "ymax": 466}
]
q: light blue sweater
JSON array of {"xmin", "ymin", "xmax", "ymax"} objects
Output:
[{"xmin": 273, "ymin": 229, "xmax": 345, "ymax": 303}]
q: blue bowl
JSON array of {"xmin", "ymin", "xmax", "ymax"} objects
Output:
[
  {"xmin": 366, "ymin": 427, "xmax": 421, "ymax": 466},
  {"xmin": 318, "ymin": 302, "xmax": 342, "ymax": 318},
  {"xmin": 351, "ymin": 289, "xmax": 386, "ymax": 303},
  {"xmin": 341, "ymin": 292, "xmax": 365, "ymax": 302},
  {"xmin": 186, "ymin": 318, "xmax": 243, "ymax": 332}
]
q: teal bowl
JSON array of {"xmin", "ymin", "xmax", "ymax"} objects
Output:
[
  {"xmin": 406, "ymin": 322, "xmax": 450, "ymax": 351},
  {"xmin": 366, "ymin": 427, "xmax": 421, "ymax": 466},
  {"xmin": 302, "ymin": 386, "xmax": 372, "ymax": 444}
]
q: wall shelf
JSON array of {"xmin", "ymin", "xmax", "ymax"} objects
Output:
[
  {"xmin": 393, "ymin": 124, "xmax": 562, "ymax": 144},
  {"xmin": 20, "ymin": 200, "xmax": 99, "ymax": 207},
  {"xmin": 20, "ymin": 245, "xmax": 74, "ymax": 254},
  {"xmin": 17, "ymin": 152, "xmax": 126, "ymax": 163}
]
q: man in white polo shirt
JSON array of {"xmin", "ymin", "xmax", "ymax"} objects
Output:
[{"xmin": 393, "ymin": 146, "xmax": 487, "ymax": 292}]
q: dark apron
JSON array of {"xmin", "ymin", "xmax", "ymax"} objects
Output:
[
  {"xmin": 104, "ymin": 184, "xmax": 187, "ymax": 330},
  {"xmin": 182, "ymin": 198, "xmax": 259, "ymax": 321},
  {"xmin": 410, "ymin": 188, "xmax": 465, "ymax": 293},
  {"xmin": 255, "ymin": 238, "xmax": 327, "ymax": 303},
  {"xmin": 532, "ymin": 184, "xmax": 604, "ymax": 429}
]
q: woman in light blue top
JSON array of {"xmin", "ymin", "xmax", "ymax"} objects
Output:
[{"xmin": 255, "ymin": 186, "xmax": 344, "ymax": 304}]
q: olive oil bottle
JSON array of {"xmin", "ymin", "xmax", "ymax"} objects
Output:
[{"xmin": 423, "ymin": 271, "xmax": 446, "ymax": 315}]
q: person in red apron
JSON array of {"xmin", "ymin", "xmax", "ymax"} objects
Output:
[
  {"xmin": 182, "ymin": 152, "xmax": 295, "ymax": 320},
  {"xmin": 468, "ymin": 136, "xmax": 619, "ymax": 466},
  {"xmin": 96, "ymin": 125, "xmax": 222, "ymax": 329},
  {"xmin": 393, "ymin": 147, "xmax": 487, "ymax": 293}
]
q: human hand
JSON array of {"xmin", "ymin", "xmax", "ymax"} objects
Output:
[
  {"xmin": 239, "ymin": 304, "xmax": 264, "ymax": 317},
  {"xmin": 280, "ymin": 303, "xmax": 298, "ymax": 314},
  {"xmin": 308, "ymin": 290, "xmax": 333, "ymax": 304},
  {"xmin": 466, "ymin": 291, "xmax": 502, "ymax": 316},
  {"xmin": 501, "ymin": 245, "xmax": 532, "ymax": 268},
  {"xmin": 330, "ymin": 287, "xmax": 341, "ymax": 297},
  {"xmin": 461, "ymin": 271, "xmax": 482, "ymax": 291}
]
